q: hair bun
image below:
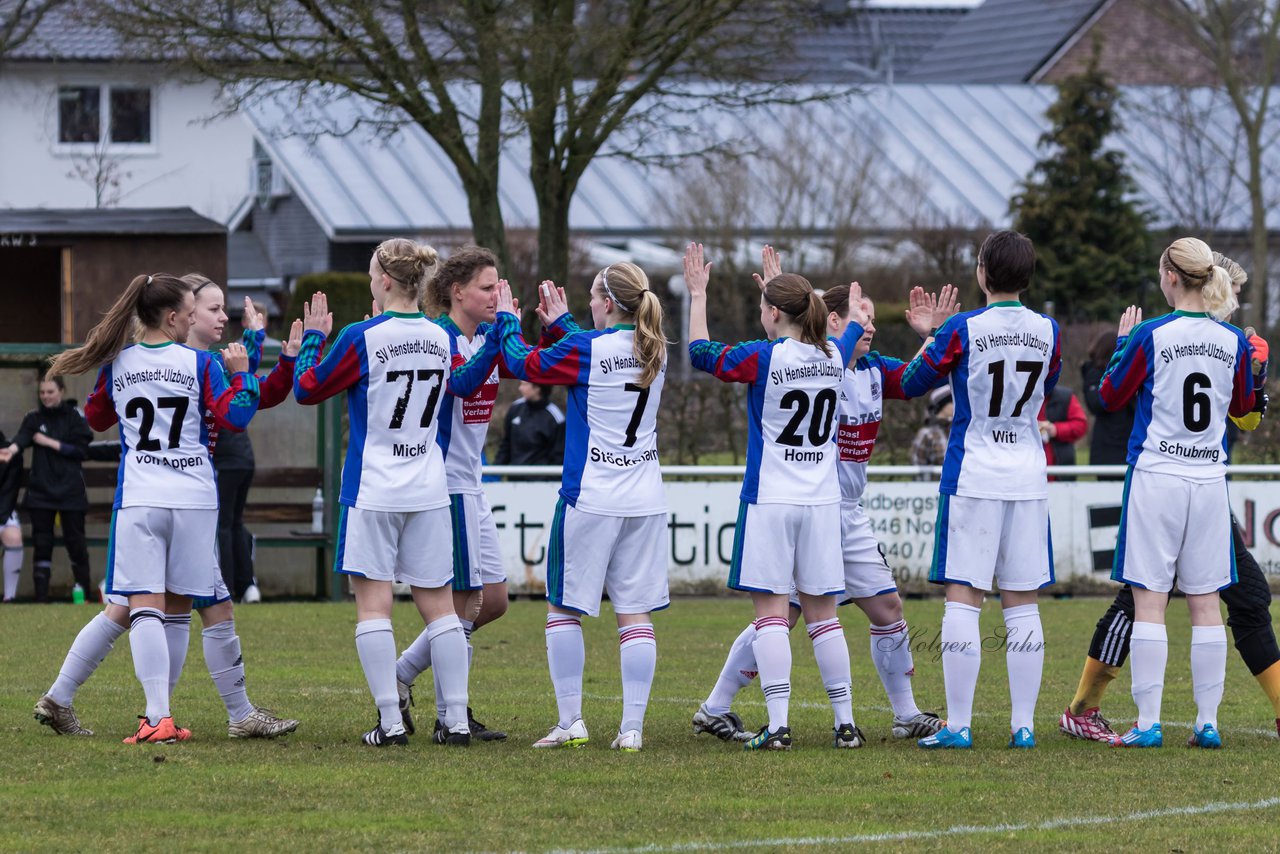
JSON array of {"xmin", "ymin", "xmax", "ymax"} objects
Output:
[{"xmin": 416, "ymin": 245, "xmax": 439, "ymax": 268}]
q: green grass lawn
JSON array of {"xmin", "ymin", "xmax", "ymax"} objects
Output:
[{"xmin": 3, "ymin": 597, "xmax": 1278, "ymax": 851}]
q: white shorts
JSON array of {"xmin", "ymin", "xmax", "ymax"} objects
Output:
[
  {"xmin": 729, "ymin": 501, "xmax": 843, "ymax": 597},
  {"xmin": 335, "ymin": 505, "xmax": 453, "ymax": 588},
  {"xmin": 1113, "ymin": 468, "xmax": 1234, "ymax": 595},
  {"xmin": 107, "ymin": 571, "xmax": 231, "ymax": 610},
  {"xmin": 106, "ymin": 507, "xmax": 220, "ymax": 598},
  {"xmin": 547, "ymin": 499, "xmax": 669, "ymax": 618},
  {"xmin": 840, "ymin": 501, "xmax": 896, "ymax": 600},
  {"xmin": 3, "ymin": 511, "xmax": 18, "ymax": 529},
  {"xmin": 930, "ymin": 495, "xmax": 1054, "ymax": 592},
  {"xmin": 449, "ymin": 492, "xmax": 507, "ymax": 591}
]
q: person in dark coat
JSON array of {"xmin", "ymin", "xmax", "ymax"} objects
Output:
[
  {"xmin": 1081, "ymin": 331, "xmax": 1135, "ymax": 473},
  {"xmin": 496, "ymin": 382, "xmax": 565, "ymax": 473},
  {"xmin": 0, "ymin": 375, "xmax": 92, "ymax": 602},
  {"xmin": 0, "ymin": 428, "xmax": 23, "ymax": 602}
]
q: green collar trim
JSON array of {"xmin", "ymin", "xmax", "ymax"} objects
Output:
[
  {"xmin": 383, "ymin": 310, "xmax": 424, "ymax": 319},
  {"xmin": 612, "ymin": 323, "xmax": 636, "ymax": 330},
  {"xmin": 988, "ymin": 300, "xmax": 1022, "ymax": 308},
  {"xmin": 1174, "ymin": 310, "xmax": 1210, "ymax": 318},
  {"xmin": 139, "ymin": 340, "xmax": 174, "ymax": 349}
]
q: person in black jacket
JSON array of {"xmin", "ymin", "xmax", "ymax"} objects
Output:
[
  {"xmin": 0, "ymin": 375, "xmax": 93, "ymax": 602},
  {"xmin": 1081, "ymin": 331, "xmax": 1135, "ymax": 472},
  {"xmin": 0, "ymin": 428, "xmax": 23, "ymax": 602},
  {"xmin": 496, "ymin": 382, "xmax": 565, "ymax": 474}
]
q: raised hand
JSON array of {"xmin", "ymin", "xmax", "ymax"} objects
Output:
[
  {"xmin": 1117, "ymin": 305, "xmax": 1142, "ymax": 338},
  {"xmin": 242, "ymin": 296, "xmax": 264, "ymax": 332},
  {"xmin": 904, "ymin": 286, "xmax": 936, "ymax": 337},
  {"xmin": 933, "ymin": 283, "xmax": 960, "ymax": 326},
  {"xmin": 535, "ymin": 280, "xmax": 567, "ymax": 326},
  {"xmin": 847, "ymin": 283, "xmax": 869, "ymax": 327},
  {"xmin": 495, "ymin": 279, "xmax": 518, "ymax": 317},
  {"xmin": 683, "ymin": 243, "xmax": 712, "ymax": 299},
  {"xmin": 751, "ymin": 244, "xmax": 783, "ymax": 291},
  {"xmin": 284, "ymin": 319, "xmax": 304, "ymax": 358},
  {"xmin": 303, "ymin": 292, "xmax": 333, "ymax": 337},
  {"xmin": 223, "ymin": 341, "xmax": 250, "ymax": 374}
]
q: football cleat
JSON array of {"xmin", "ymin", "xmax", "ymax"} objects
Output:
[
  {"xmin": 533, "ymin": 718, "xmax": 589, "ymax": 749},
  {"xmin": 467, "ymin": 707, "xmax": 507, "ymax": 741},
  {"xmin": 743, "ymin": 725, "xmax": 792, "ymax": 751},
  {"xmin": 443, "ymin": 723, "xmax": 471, "ymax": 747},
  {"xmin": 692, "ymin": 705, "xmax": 753, "ymax": 742},
  {"xmin": 918, "ymin": 725, "xmax": 972, "ymax": 749},
  {"xmin": 834, "ymin": 723, "xmax": 865, "ymax": 748},
  {"xmin": 228, "ymin": 706, "xmax": 300, "ymax": 739},
  {"xmin": 1114, "ymin": 722, "xmax": 1162, "ymax": 748},
  {"xmin": 241, "ymin": 584, "xmax": 262, "ymax": 604},
  {"xmin": 1008, "ymin": 726, "xmax": 1036, "ymax": 748},
  {"xmin": 123, "ymin": 715, "xmax": 191, "ymax": 744},
  {"xmin": 1059, "ymin": 706, "xmax": 1119, "ymax": 743},
  {"xmin": 611, "ymin": 729, "xmax": 643, "ymax": 751},
  {"xmin": 397, "ymin": 680, "xmax": 415, "ymax": 736},
  {"xmin": 362, "ymin": 723, "xmax": 408, "ymax": 747},
  {"xmin": 891, "ymin": 711, "xmax": 943, "ymax": 740},
  {"xmin": 34, "ymin": 695, "xmax": 93, "ymax": 736},
  {"xmin": 1187, "ymin": 723, "xmax": 1222, "ymax": 749}
]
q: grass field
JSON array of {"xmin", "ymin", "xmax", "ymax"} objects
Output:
[{"xmin": 3, "ymin": 596, "xmax": 1279, "ymax": 852}]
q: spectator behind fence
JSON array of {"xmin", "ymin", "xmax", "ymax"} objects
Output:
[
  {"xmin": 1038, "ymin": 385, "xmax": 1087, "ymax": 479},
  {"xmin": 0, "ymin": 375, "xmax": 92, "ymax": 603},
  {"xmin": 0, "ymin": 427, "xmax": 23, "ymax": 602},
  {"xmin": 909, "ymin": 386, "xmax": 952, "ymax": 471},
  {"xmin": 496, "ymin": 382, "xmax": 565, "ymax": 476},
  {"xmin": 1081, "ymin": 331, "xmax": 1136, "ymax": 472}
]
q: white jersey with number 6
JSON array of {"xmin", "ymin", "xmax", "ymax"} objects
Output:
[{"xmin": 294, "ymin": 312, "xmax": 452, "ymax": 512}]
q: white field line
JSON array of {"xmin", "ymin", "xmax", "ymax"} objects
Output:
[{"xmin": 550, "ymin": 796, "xmax": 1280, "ymax": 853}]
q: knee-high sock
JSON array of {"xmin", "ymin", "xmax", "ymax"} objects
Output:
[
  {"xmin": 129, "ymin": 608, "xmax": 170, "ymax": 725},
  {"xmin": 546, "ymin": 613, "xmax": 585, "ymax": 728},
  {"xmin": 395, "ymin": 626, "xmax": 433, "ymax": 686},
  {"xmin": 163, "ymin": 613, "xmax": 191, "ymax": 695},
  {"xmin": 427, "ymin": 615, "xmax": 469, "ymax": 729},
  {"xmin": 869, "ymin": 620, "xmax": 921, "ymax": 719},
  {"xmin": 355, "ymin": 619, "xmax": 402, "ymax": 733},
  {"xmin": 1258, "ymin": 662, "xmax": 1280, "ymax": 719},
  {"xmin": 1003, "ymin": 604, "xmax": 1044, "ymax": 733},
  {"xmin": 2, "ymin": 545, "xmax": 21, "ymax": 601},
  {"xmin": 48, "ymin": 612, "xmax": 126, "ymax": 706},
  {"xmin": 203, "ymin": 620, "xmax": 254, "ymax": 723},
  {"xmin": 704, "ymin": 623, "xmax": 758, "ymax": 715},
  {"xmin": 807, "ymin": 618, "xmax": 853, "ymax": 727},
  {"xmin": 619, "ymin": 624, "xmax": 657, "ymax": 735},
  {"xmin": 1191, "ymin": 624, "xmax": 1228, "ymax": 730},
  {"xmin": 941, "ymin": 601, "xmax": 982, "ymax": 732},
  {"xmin": 1130, "ymin": 621, "xmax": 1167, "ymax": 730},
  {"xmin": 753, "ymin": 616, "xmax": 792, "ymax": 731}
]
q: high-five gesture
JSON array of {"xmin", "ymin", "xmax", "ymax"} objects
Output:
[
  {"xmin": 303, "ymin": 292, "xmax": 334, "ymax": 337},
  {"xmin": 223, "ymin": 341, "xmax": 249, "ymax": 374},
  {"xmin": 1118, "ymin": 305, "xmax": 1142, "ymax": 338},
  {"xmin": 847, "ymin": 283, "xmax": 869, "ymax": 328},
  {"xmin": 495, "ymin": 279, "xmax": 518, "ymax": 317},
  {"xmin": 683, "ymin": 242, "xmax": 712, "ymax": 299},
  {"xmin": 535, "ymin": 280, "xmax": 567, "ymax": 326},
  {"xmin": 242, "ymin": 296, "xmax": 265, "ymax": 332},
  {"xmin": 284, "ymin": 319, "xmax": 304, "ymax": 358},
  {"xmin": 904, "ymin": 284, "xmax": 961, "ymax": 338},
  {"xmin": 751, "ymin": 244, "xmax": 783, "ymax": 291}
]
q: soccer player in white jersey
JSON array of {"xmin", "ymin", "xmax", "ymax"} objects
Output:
[
  {"xmin": 692, "ymin": 272, "xmax": 956, "ymax": 745},
  {"xmin": 683, "ymin": 243, "xmax": 868, "ymax": 751},
  {"xmin": 491, "ymin": 263, "xmax": 668, "ymax": 752},
  {"xmin": 393, "ymin": 246, "xmax": 509, "ymax": 742},
  {"xmin": 1100, "ymin": 237, "xmax": 1255, "ymax": 749},
  {"xmin": 899, "ymin": 230, "xmax": 1061, "ymax": 750},
  {"xmin": 46, "ymin": 274, "xmax": 260, "ymax": 744},
  {"xmin": 33, "ymin": 280, "xmax": 301, "ymax": 739},
  {"xmin": 294, "ymin": 239, "xmax": 471, "ymax": 747}
]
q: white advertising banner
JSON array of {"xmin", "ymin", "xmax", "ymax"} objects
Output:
[{"xmin": 484, "ymin": 477, "xmax": 1280, "ymax": 594}]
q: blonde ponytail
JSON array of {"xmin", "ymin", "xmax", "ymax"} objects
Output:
[
  {"xmin": 632, "ymin": 289, "xmax": 667, "ymax": 388},
  {"xmin": 1203, "ymin": 265, "xmax": 1238, "ymax": 320},
  {"xmin": 1162, "ymin": 237, "xmax": 1238, "ymax": 321},
  {"xmin": 762, "ymin": 274, "xmax": 832, "ymax": 357}
]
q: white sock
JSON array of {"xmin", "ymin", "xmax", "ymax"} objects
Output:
[
  {"xmin": 129, "ymin": 608, "xmax": 170, "ymax": 725},
  {"xmin": 395, "ymin": 626, "xmax": 433, "ymax": 686},
  {"xmin": 3, "ymin": 545, "xmax": 21, "ymax": 600},
  {"xmin": 427, "ymin": 615, "xmax": 469, "ymax": 729},
  {"xmin": 461, "ymin": 618, "xmax": 475, "ymax": 669},
  {"xmin": 434, "ymin": 665, "xmax": 445, "ymax": 726},
  {"xmin": 1003, "ymin": 604, "xmax": 1044, "ymax": 733},
  {"xmin": 807, "ymin": 618, "xmax": 854, "ymax": 727},
  {"xmin": 1130, "ymin": 621, "xmax": 1168, "ymax": 730},
  {"xmin": 203, "ymin": 620, "xmax": 254, "ymax": 723},
  {"xmin": 753, "ymin": 616, "xmax": 792, "ymax": 731},
  {"xmin": 164, "ymin": 613, "xmax": 191, "ymax": 695},
  {"xmin": 704, "ymin": 623, "xmax": 758, "ymax": 715},
  {"xmin": 48, "ymin": 612, "xmax": 126, "ymax": 706},
  {"xmin": 618, "ymin": 623, "xmax": 657, "ymax": 735},
  {"xmin": 546, "ymin": 613, "xmax": 585, "ymax": 728},
  {"xmin": 355, "ymin": 619, "xmax": 403, "ymax": 734},
  {"xmin": 869, "ymin": 620, "xmax": 921, "ymax": 719},
  {"xmin": 940, "ymin": 601, "xmax": 981, "ymax": 732},
  {"xmin": 1190, "ymin": 624, "xmax": 1228, "ymax": 730}
]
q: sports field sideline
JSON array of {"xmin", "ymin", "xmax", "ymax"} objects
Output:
[{"xmin": 4, "ymin": 596, "xmax": 1279, "ymax": 851}]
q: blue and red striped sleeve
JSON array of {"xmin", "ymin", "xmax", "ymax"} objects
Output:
[
  {"xmin": 866, "ymin": 352, "xmax": 911, "ymax": 400},
  {"xmin": 84, "ymin": 365, "xmax": 117, "ymax": 431},
  {"xmin": 243, "ymin": 328, "xmax": 265, "ymax": 375},
  {"xmin": 1230, "ymin": 333, "xmax": 1257, "ymax": 417},
  {"xmin": 689, "ymin": 339, "xmax": 769, "ymax": 384},
  {"xmin": 200, "ymin": 351, "xmax": 259, "ymax": 431},
  {"xmin": 294, "ymin": 324, "xmax": 365, "ymax": 405},
  {"xmin": 447, "ymin": 325, "xmax": 502, "ymax": 397},
  {"xmin": 1045, "ymin": 318, "xmax": 1063, "ymax": 395},
  {"xmin": 1098, "ymin": 327, "xmax": 1149, "ymax": 412},
  {"xmin": 258, "ymin": 354, "xmax": 296, "ymax": 409},
  {"xmin": 830, "ymin": 321, "xmax": 866, "ymax": 367},
  {"xmin": 900, "ymin": 317, "xmax": 965, "ymax": 398},
  {"xmin": 538, "ymin": 312, "xmax": 585, "ymax": 349},
  {"xmin": 494, "ymin": 312, "xmax": 589, "ymax": 385}
]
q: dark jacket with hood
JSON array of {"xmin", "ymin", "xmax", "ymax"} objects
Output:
[{"xmin": 12, "ymin": 401, "xmax": 92, "ymax": 511}]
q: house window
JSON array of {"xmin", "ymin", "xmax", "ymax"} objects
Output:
[{"xmin": 57, "ymin": 85, "xmax": 153, "ymax": 146}]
